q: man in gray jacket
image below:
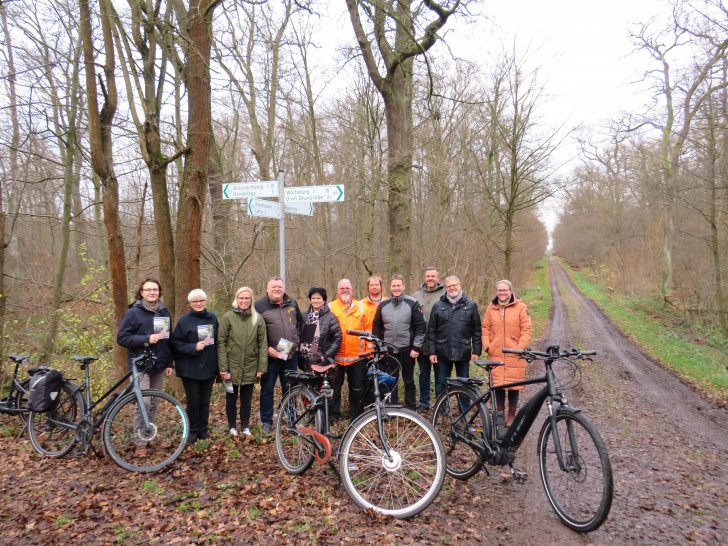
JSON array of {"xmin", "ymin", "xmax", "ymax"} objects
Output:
[
  {"xmin": 412, "ymin": 267, "xmax": 444, "ymax": 411},
  {"xmin": 372, "ymin": 275, "xmax": 426, "ymax": 410}
]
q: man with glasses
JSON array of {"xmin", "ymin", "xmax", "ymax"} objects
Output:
[
  {"xmin": 330, "ymin": 279, "xmax": 366, "ymax": 422},
  {"xmin": 426, "ymin": 276, "xmax": 482, "ymax": 400}
]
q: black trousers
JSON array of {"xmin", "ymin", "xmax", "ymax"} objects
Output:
[
  {"xmin": 226, "ymin": 383, "xmax": 255, "ymax": 430},
  {"xmin": 181, "ymin": 376, "xmax": 215, "ymax": 436},
  {"xmin": 331, "ymin": 361, "xmax": 365, "ymax": 421},
  {"xmin": 388, "ymin": 351, "xmax": 416, "ymax": 410}
]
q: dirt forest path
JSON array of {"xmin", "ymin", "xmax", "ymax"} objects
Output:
[{"xmin": 0, "ymin": 259, "xmax": 726, "ymax": 544}]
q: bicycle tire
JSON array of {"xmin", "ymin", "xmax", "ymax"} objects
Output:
[
  {"xmin": 27, "ymin": 380, "xmax": 84, "ymax": 458},
  {"xmin": 103, "ymin": 390, "xmax": 189, "ymax": 473},
  {"xmin": 538, "ymin": 410, "xmax": 613, "ymax": 532},
  {"xmin": 339, "ymin": 407, "xmax": 446, "ymax": 518},
  {"xmin": 432, "ymin": 385, "xmax": 489, "ymax": 480},
  {"xmin": 275, "ymin": 385, "xmax": 320, "ymax": 475}
]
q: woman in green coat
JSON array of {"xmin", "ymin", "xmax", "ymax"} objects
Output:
[{"xmin": 217, "ymin": 286, "xmax": 268, "ymax": 437}]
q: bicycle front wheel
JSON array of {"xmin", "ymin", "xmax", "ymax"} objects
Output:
[
  {"xmin": 538, "ymin": 410, "xmax": 613, "ymax": 532},
  {"xmin": 432, "ymin": 385, "xmax": 489, "ymax": 480},
  {"xmin": 339, "ymin": 407, "xmax": 446, "ymax": 518},
  {"xmin": 275, "ymin": 385, "xmax": 320, "ymax": 475},
  {"xmin": 27, "ymin": 380, "xmax": 84, "ymax": 458},
  {"xmin": 103, "ymin": 390, "xmax": 188, "ymax": 473}
]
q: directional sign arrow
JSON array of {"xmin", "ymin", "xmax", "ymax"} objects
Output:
[{"xmin": 283, "ymin": 185, "xmax": 345, "ymax": 203}]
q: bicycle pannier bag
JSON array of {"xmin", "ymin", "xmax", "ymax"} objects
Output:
[{"xmin": 27, "ymin": 369, "xmax": 63, "ymax": 412}]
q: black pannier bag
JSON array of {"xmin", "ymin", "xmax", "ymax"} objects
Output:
[{"xmin": 27, "ymin": 369, "xmax": 63, "ymax": 412}]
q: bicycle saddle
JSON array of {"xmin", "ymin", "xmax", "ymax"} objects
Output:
[{"xmin": 310, "ymin": 363, "xmax": 335, "ymax": 373}]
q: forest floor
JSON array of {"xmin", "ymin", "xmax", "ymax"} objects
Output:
[{"xmin": 0, "ymin": 258, "xmax": 726, "ymax": 544}]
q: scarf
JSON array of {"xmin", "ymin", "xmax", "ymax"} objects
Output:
[
  {"xmin": 299, "ymin": 307, "xmax": 321, "ymax": 366},
  {"xmin": 447, "ymin": 291, "xmax": 464, "ymax": 305}
]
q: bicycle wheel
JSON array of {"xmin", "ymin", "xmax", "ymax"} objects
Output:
[
  {"xmin": 431, "ymin": 385, "xmax": 489, "ymax": 480},
  {"xmin": 27, "ymin": 380, "xmax": 84, "ymax": 458},
  {"xmin": 339, "ymin": 407, "xmax": 446, "ymax": 518},
  {"xmin": 103, "ymin": 390, "xmax": 188, "ymax": 473},
  {"xmin": 538, "ymin": 410, "xmax": 613, "ymax": 532},
  {"xmin": 275, "ymin": 385, "xmax": 320, "ymax": 475}
]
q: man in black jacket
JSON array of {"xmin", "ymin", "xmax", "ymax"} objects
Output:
[
  {"xmin": 254, "ymin": 277, "xmax": 302, "ymax": 433},
  {"xmin": 426, "ymin": 276, "xmax": 482, "ymax": 400}
]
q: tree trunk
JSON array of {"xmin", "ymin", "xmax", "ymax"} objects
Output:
[
  {"xmin": 79, "ymin": 0, "xmax": 128, "ymax": 379},
  {"xmin": 173, "ymin": 1, "xmax": 216, "ymax": 319}
]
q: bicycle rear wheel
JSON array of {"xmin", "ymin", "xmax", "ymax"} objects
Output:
[
  {"xmin": 103, "ymin": 390, "xmax": 188, "ymax": 473},
  {"xmin": 339, "ymin": 407, "xmax": 446, "ymax": 518},
  {"xmin": 431, "ymin": 385, "xmax": 489, "ymax": 480},
  {"xmin": 275, "ymin": 385, "xmax": 320, "ymax": 475},
  {"xmin": 27, "ymin": 380, "xmax": 84, "ymax": 458},
  {"xmin": 538, "ymin": 410, "xmax": 613, "ymax": 532}
]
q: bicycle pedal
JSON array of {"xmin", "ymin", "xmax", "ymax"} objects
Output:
[
  {"xmin": 73, "ymin": 447, "xmax": 87, "ymax": 458},
  {"xmin": 514, "ymin": 471, "xmax": 528, "ymax": 484}
]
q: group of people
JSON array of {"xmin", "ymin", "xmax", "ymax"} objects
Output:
[{"xmin": 116, "ymin": 269, "xmax": 532, "ymax": 456}]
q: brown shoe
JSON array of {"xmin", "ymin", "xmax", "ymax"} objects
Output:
[
  {"xmin": 135, "ymin": 445, "xmax": 148, "ymax": 457},
  {"xmin": 506, "ymin": 406, "xmax": 517, "ymax": 427}
]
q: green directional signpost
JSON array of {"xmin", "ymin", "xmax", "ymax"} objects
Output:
[{"xmin": 224, "ymin": 172, "xmax": 344, "ymax": 283}]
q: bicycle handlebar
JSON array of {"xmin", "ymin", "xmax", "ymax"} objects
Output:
[{"xmin": 503, "ymin": 347, "xmax": 597, "ymax": 359}]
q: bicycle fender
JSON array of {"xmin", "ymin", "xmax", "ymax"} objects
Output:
[
  {"xmin": 299, "ymin": 426, "xmax": 332, "ymax": 465},
  {"xmin": 556, "ymin": 406, "xmax": 581, "ymax": 416}
]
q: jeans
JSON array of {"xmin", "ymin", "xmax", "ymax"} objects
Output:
[
  {"xmin": 259, "ymin": 353, "xmax": 298, "ymax": 426},
  {"xmin": 435, "ymin": 359, "xmax": 471, "ymax": 400},
  {"xmin": 181, "ymin": 376, "xmax": 215, "ymax": 438},
  {"xmin": 226, "ymin": 383, "xmax": 255, "ymax": 430},
  {"xmin": 417, "ymin": 353, "xmax": 435, "ymax": 408},
  {"xmin": 331, "ymin": 360, "xmax": 365, "ymax": 421}
]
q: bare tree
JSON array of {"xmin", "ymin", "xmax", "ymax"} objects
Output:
[
  {"xmin": 345, "ymin": 0, "xmax": 467, "ymax": 282},
  {"xmin": 632, "ymin": 0, "xmax": 728, "ymax": 300},
  {"xmin": 78, "ymin": 0, "xmax": 128, "ymax": 378}
]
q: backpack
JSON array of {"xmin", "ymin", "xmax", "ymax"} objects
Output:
[{"xmin": 27, "ymin": 369, "xmax": 63, "ymax": 412}]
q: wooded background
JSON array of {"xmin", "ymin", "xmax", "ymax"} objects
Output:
[{"xmin": 0, "ymin": 0, "xmax": 725, "ymax": 377}]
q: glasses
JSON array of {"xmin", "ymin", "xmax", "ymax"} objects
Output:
[
  {"xmin": 190, "ymin": 300, "xmax": 206, "ymax": 304},
  {"xmin": 338, "ymin": 287, "xmax": 352, "ymax": 291},
  {"xmin": 142, "ymin": 288, "xmax": 159, "ymax": 293},
  {"xmin": 445, "ymin": 285, "xmax": 460, "ymax": 289},
  {"xmin": 237, "ymin": 296, "xmax": 252, "ymax": 301}
]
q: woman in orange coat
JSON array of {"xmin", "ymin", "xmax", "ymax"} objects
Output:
[{"xmin": 481, "ymin": 280, "xmax": 532, "ymax": 426}]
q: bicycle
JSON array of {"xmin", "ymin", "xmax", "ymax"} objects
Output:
[
  {"xmin": 432, "ymin": 345, "xmax": 613, "ymax": 532},
  {"xmin": 27, "ymin": 347, "xmax": 189, "ymax": 473},
  {"xmin": 275, "ymin": 330, "xmax": 446, "ymax": 518}
]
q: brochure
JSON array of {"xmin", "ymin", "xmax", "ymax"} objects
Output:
[
  {"xmin": 153, "ymin": 316, "xmax": 170, "ymax": 339},
  {"xmin": 197, "ymin": 324, "xmax": 214, "ymax": 345},
  {"xmin": 276, "ymin": 338, "xmax": 294, "ymax": 358}
]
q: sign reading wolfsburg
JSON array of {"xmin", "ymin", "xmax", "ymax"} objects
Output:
[
  {"xmin": 222, "ymin": 181, "xmax": 278, "ymax": 200},
  {"xmin": 284, "ymin": 185, "xmax": 344, "ymax": 203}
]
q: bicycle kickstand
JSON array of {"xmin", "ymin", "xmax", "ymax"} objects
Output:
[{"xmin": 509, "ymin": 464, "xmax": 528, "ymax": 484}]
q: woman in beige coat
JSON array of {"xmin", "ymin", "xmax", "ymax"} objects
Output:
[{"xmin": 481, "ymin": 280, "xmax": 532, "ymax": 426}]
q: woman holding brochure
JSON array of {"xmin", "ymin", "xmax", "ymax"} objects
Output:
[
  {"xmin": 117, "ymin": 277, "xmax": 174, "ymax": 458},
  {"xmin": 217, "ymin": 287, "xmax": 268, "ymax": 438},
  {"xmin": 170, "ymin": 289, "xmax": 219, "ymax": 445}
]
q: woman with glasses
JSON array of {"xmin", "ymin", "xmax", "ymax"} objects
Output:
[
  {"xmin": 170, "ymin": 289, "xmax": 219, "ymax": 444},
  {"xmin": 117, "ymin": 277, "xmax": 174, "ymax": 457},
  {"xmin": 481, "ymin": 279, "xmax": 532, "ymax": 426},
  {"xmin": 217, "ymin": 287, "xmax": 267, "ymax": 438}
]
